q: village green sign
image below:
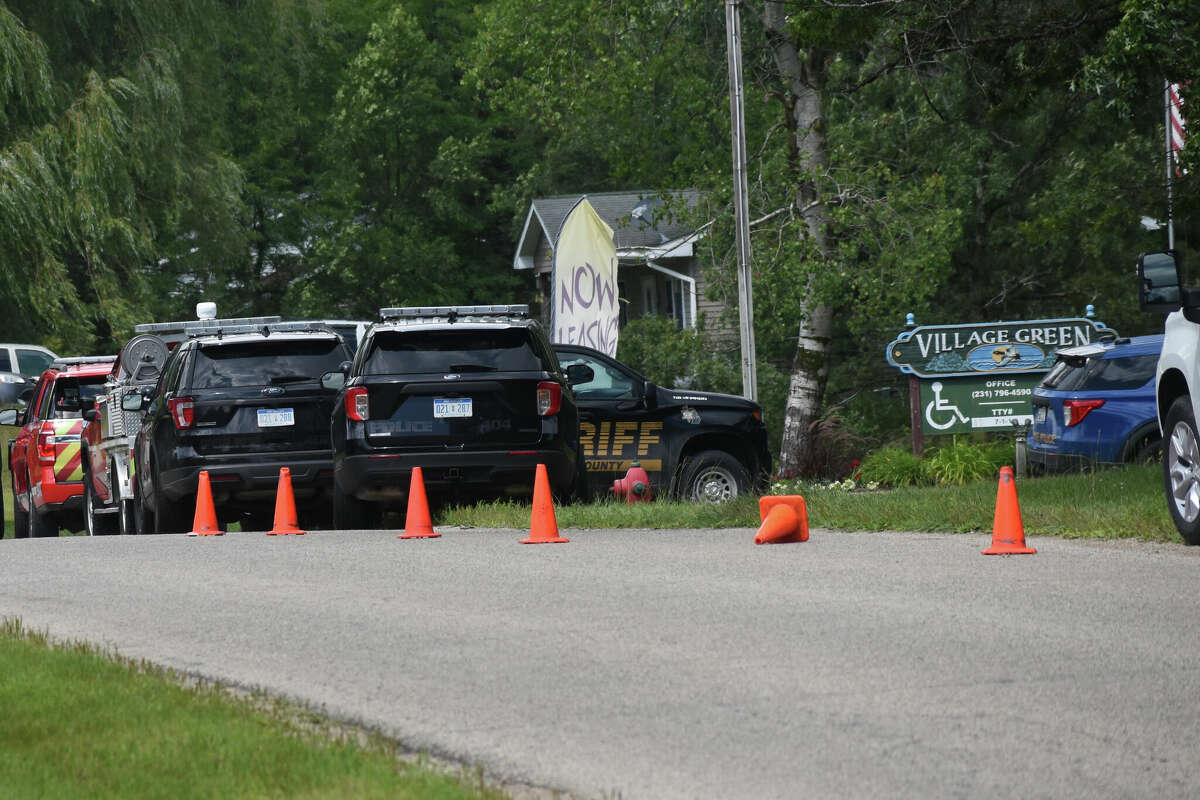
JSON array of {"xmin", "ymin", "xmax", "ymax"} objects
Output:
[
  {"xmin": 886, "ymin": 317, "xmax": 1117, "ymax": 379},
  {"xmin": 886, "ymin": 316, "xmax": 1119, "ymax": 437}
]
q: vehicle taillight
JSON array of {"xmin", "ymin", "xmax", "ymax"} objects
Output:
[
  {"xmin": 1063, "ymin": 398, "xmax": 1105, "ymax": 427},
  {"xmin": 346, "ymin": 387, "xmax": 369, "ymax": 422},
  {"xmin": 168, "ymin": 396, "xmax": 195, "ymax": 430},
  {"xmin": 37, "ymin": 422, "xmax": 56, "ymax": 463},
  {"xmin": 537, "ymin": 381, "xmax": 561, "ymax": 416}
]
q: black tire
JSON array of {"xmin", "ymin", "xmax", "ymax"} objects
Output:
[
  {"xmin": 27, "ymin": 485, "xmax": 58, "ymax": 538},
  {"xmin": 134, "ymin": 479, "xmax": 153, "ymax": 536},
  {"xmin": 567, "ymin": 446, "xmax": 591, "ymax": 504},
  {"xmin": 1132, "ymin": 436, "xmax": 1164, "ymax": 466},
  {"xmin": 83, "ymin": 455, "xmax": 117, "ymax": 536},
  {"xmin": 678, "ymin": 450, "xmax": 751, "ymax": 503},
  {"xmin": 1163, "ymin": 396, "xmax": 1200, "ymax": 545},
  {"xmin": 333, "ymin": 480, "xmax": 378, "ymax": 530},
  {"xmin": 12, "ymin": 472, "xmax": 28, "ymax": 539},
  {"xmin": 151, "ymin": 467, "xmax": 191, "ymax": 534}
]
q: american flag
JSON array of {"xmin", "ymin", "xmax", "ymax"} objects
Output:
[{"xmin": 1169, "ymin": 82, "xmax": 1186, "ymax": 176}]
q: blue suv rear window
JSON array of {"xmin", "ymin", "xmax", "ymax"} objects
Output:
[{"xmin": 1040, "ymin": 354, "xmax": 1157, "ymax": 392}]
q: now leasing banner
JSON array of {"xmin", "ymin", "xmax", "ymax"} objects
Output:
[{"xmin": 553, "ymin": 198, "xmax": 619, "ymax": 356}]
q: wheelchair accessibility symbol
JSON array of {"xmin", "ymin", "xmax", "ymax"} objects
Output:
[{"xmin": 925, "ymin": 381, "xmax": 970, "ymax": 430}]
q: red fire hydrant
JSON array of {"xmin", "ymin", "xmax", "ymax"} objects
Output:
[{"xmin": 612, "ymin": 461, "xmax": 652, "ymax": 504}]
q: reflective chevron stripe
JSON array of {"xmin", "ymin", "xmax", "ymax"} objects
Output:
[
  {"xmin": 52, "ymin": 419, "xmax": 86, "ymax": 483},
  {"xmin": 55, "ymin": 441, "xmax": 83, "ymax": 482}
]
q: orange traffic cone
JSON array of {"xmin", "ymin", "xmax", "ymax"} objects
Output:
[
  {"xmin": 754, "ymin": 495, "xmax": 809, "ymax": 544},
  {"xmin": 983, "ymin": 466, "xmax": 1035, "ymax": 555},
  {"xmin": 267, "ymin": 467, "xmax": 306, "ymax": 535},
  {"xmin": 400, "ymin": 466, "xmax": 440, "ymax": 539},
  {"xmin": 187, "ymin": 470, "xmax": 223, "ymax": 536},
  {"xmin": 521, "ymin": 463, "xmax": 568, "ymax": 544}
]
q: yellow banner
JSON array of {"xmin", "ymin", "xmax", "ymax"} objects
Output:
[{"xmin": 553, "ymin": 198, "xmax": 619, "ymax": 355}]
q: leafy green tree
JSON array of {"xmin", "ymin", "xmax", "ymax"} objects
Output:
[
  {"xmin": 284, "ymin": 2, "xmax": 520, "ymax": 318},
  {"xmin": 0, "ymin": 0, "xmax": 249, "ymax": 352}
]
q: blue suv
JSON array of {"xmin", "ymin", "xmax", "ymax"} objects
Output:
[{"xmin": 1026, "ymin": 335, "xmax": 1162, "ymax": 473}]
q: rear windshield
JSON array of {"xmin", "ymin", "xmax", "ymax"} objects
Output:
[
  {"xmin": 363, "ymin": 329, "xmax": 545, "ymax": 375},
  {"xmin": 1039, "ymin": 353, "xmax": 1157, "ymax": 392},
  {"xmin": 45, "ymin": 376, "xmax": 107, "ymax": 419},
  {"xmin": 191, "ymin": 339, "xmax": 345, "ymax": 389}
]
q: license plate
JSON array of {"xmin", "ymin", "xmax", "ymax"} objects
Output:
[
  {"xmin": 433, "ymin": 398, "xmax": 472, "ymax": 418},
  {"xmin": 1035, "ymin": 406, "xmax": 1047, "ymax": 423},
  {"xmin": 257, "ymin": 408, "xmax": 295, "ymax": 427}
]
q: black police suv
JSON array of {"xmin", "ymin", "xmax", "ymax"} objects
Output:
[
  {"xmin": 553, "ymin": 344, "xmax": 771, "ymax": 502},
  {"xmin": 329, "ymin": 305, "xmax": 588, "ymax": 528},
  {"xmin": 132, "ymin": 322, "xmax": 353, "ymax": 533}
]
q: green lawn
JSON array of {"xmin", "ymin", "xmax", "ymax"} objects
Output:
[{"xmin": 0, "ymin": 619, "xmax": 510, "ymax": 800}]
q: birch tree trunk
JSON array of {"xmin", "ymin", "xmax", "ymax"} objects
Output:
[{"xmin": 761, "ymin": 1, "xmax": 836, "ymax": 476}]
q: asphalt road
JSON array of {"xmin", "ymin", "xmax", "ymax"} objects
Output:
[{"xmin": 2, "ymin": 527, "xmax": 1199, "ymax": 799}]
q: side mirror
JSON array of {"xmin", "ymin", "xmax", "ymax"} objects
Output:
[
  {"xmin": 121, "ymin": 393, "xmax": 144, "ymax": 412},
  {"xmin": 320, "ymin": 371, "xmax": 346, "ymax": 391},
  {"xmin": 0, "ymin": 408, "xmax": 18, "ymax": 426},
  {"xmin": 1139, "ymin": 250, "xmax": 1183, "ymax": 312},
  {"xmin": 643, "ymin": 381, "xmax": 659, "ymax": 411},
  {"xmin": 83, "ymin": 408, "xmax": 99, "ymax": 422},
  {"xmin": 565, "ymin": 363, "xmax": 594, "ymax": 386}
]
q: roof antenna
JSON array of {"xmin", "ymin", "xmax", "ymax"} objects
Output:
[{"xmin": 447, "ymin": 309, "xmax": 458, "ymax": 323}]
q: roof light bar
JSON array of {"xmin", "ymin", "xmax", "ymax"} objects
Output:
[
  {"xmin": 185, "ymin": 321, "xmax": 339, "ymax": 339},
  {"xmin": 134, "ymin": 316, "xmax": 283, "ymax": 335},
  {"xmin": 48, "ymin": 356, "xmax": 117, "ymax": 368},
  {"xmin": 377, "ymin": 304, "xmax": 529, "ymax": 321}
]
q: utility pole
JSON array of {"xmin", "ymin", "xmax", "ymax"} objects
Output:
[
  {"xmin": 1166, "ymin": 81, "xmax": 1176, "ymax": 250},
  {"xmin": 725, "ymin": 0, "xmax": 757, "ymax": 401}
]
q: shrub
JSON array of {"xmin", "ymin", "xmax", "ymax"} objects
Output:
[
  {"xmin": 858, "ymin": 446, "xmax": 927, "ymax": 486},
  {"xmin": 922, "ymin": 437, "xmax": 999, "ymax": 485},
  {"xmin": 794, "ymin": 415, "xmax": 868, "ymax": 480}
]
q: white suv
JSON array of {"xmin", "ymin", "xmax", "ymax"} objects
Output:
[
  {"xmin": 1138, "ymin": 250, "xmax": 1200, "ymax": 543},
  {"xmin": 0, "ymin": 343, "xmax": 57, "ymax": 407}
]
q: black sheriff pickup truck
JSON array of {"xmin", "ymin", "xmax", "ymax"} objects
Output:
[{"xmin": 553, "ymin": 343, "xmax": 771, "ymax": 501}]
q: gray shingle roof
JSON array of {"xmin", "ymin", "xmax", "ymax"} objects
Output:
[{"xmin": 532, "ymin": 190, "xmax": 700, "ymax": 250}]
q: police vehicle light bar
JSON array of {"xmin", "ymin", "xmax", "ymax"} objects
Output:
[
  {"xmin": 183, "ymin": 321, "xmax": 338, "ymax": 339},
  {"xmin": 134, "ymin": 316, "xmax": 283, "ymax": 335},
  {"xmin": 377, "ymin": 304, "xmax": 529, "ymax": 320}
]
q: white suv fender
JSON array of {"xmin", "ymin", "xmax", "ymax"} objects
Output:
[{"xmin": 1156, "ymin": 309, "xmax": 1200, "ymax": 432}]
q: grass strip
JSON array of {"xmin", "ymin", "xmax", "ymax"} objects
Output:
[
  {"xmin": 442, "ymin": 465, "xmax": 1180, "ymax": 543},
  {"xmin": 440, "ymin": 494, "xmax": 762, "ymax": 530},
  {"xmin": 0, "ymin": 618, "xmax": 509, "ymax": 800},
  {"xmin": 801, "ymin": 465, "xmax": 1177, "ymax": 542}
]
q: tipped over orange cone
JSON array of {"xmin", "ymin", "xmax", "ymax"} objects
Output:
[
  {"xmin": 983, "ymin": 466, "xmax": 1035, "ymax": 555},
  {"xmin": 187, "ymin": 470, "xmax": 223, "ymax": 536},
  {"xmin": 521, "ymin": 463, "xmax": 568, "ymax": 544},
  {"xmin": 754, "ymin": 495, "xmax": 809, "ymax": 544},
  {"xmin": 400, "ymin": 466, "xmax": 440, "ymax": 539},
  {"xmin": 267, "ymin": 467, "xmax": 305, "ymax": 535}
]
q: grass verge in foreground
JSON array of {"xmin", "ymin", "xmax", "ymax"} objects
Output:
[
  {"xmin": 442, "ymin": 465, "xmax": 1180, "ymax": 543},
  {"xmin": 0, "ymin": 618, "xmax": 508, "ymax": 800}
]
